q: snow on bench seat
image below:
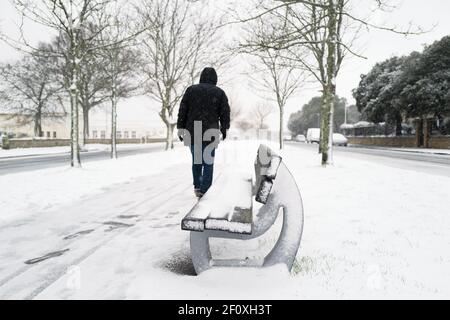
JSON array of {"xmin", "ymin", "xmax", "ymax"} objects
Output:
[
  {"xmin": 254, "ymin": 145, "xmax": 282, "ymax": 204},
  {"xmin": 181, "ymin": 171, "xmax": 253, "ymax": 235}
]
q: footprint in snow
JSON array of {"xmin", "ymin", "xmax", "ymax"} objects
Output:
[
  {"xmin": 165, "ymin": 211, "xmax": 179, "ymax": 218},
  {"xmin": 63, "ymin": 229, "xmax": 95, "ymax": 240},
  {"xmin": 25, "ymin": 249, "xmax": 70, "ymax": 265},
  {"xmin": 103, "ymin": 221, "xmax": 134, "ymax": 232},
  {"xmin": 117, "ymin": 215, "xmax": 140, "ymax": 220}
]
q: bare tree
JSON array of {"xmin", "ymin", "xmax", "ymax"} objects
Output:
[
  {"xmin": 235, "ymin": 119, "xmax": 255, "ymax": 132},
  {"xmin": 138, "ymin": 0, "xmax": 226, "ymax": 150},
  {"xmin": 247, "ymin": 48, "xmax": 306, "ymax": 148},
  {"xmin": 51, "ymin": 30, "xmax": 111, "ymax": 145},
  {"xmin": 77, "ymin": 29, "xmax": 111, "ymax": 143},
  {"xmin": 0, "ymin": 43, "xmax": 64, "ymax": 137},
  {"xmin": 4, "ymin": 0, "xmax": 118, "ymax": 167},
  {"xmin": 227, "ymin": 92, "xmax": 244, "ymax": 124},
  {"xmin": 239, "ymin": 0, "xmax": 424, "ymax": 165},
  {"xmin": 4, "ymin": 0, "xmax": 147, "ymax": 166},
  {"xmin": 242, "ymin": 8, "xmax": 307, "ymax": 149},
  {"xmin": 252, "ymin": 102, "xmax": 274, "ymax": 129},
  {"xmin": 98, "ymin": 12, "xmax": 141, "ymax": 159}
]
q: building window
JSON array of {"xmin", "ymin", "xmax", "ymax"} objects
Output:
[
  {"xmin": 117, "ymin": 131, "xmax": 122, "ymax": 139},
  {"xmin": 53, "ymin": 132, "xmax": 57, "ymax": 139},
  {"xmin": 47, "ymin": 132, "xmax": 51, "ymax": 138},
  {"xmin": 124, "ymin": 131, "xmax": 129, "ymax": 139},
  {"xmin": 92, "ymin": 131, "xmax": 98, "ymax": 139},
  {"xmin": 132, "ymin": 131, "xmax": 137, "ymax": 139},
  {"xmin": 101, "ymin": 131, "xmax": 106, "ymax": 139}
]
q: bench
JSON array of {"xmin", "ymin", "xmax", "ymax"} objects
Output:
[{"xmin": 181, "ymin": 144, "xmax": 304, "ymax": 275}]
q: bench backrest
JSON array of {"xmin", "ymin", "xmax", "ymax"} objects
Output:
[{"xmin": 254, "ymin": 145, "xmax": 282, "ymax": 204}]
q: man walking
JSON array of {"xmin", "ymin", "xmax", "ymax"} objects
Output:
[{"xmin": 177, "ymin": 67, "xmax": 230, "ymax": 199}]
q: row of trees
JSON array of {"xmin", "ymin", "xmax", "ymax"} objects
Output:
[
  {"xmin": 0, "ymin": 43, "xmax": 62, "ymax": 138},
  {"xmin": 231, "ymin": 102, "xmax": 276, "ymax": 132},
  {"xmin": 288, "ymin": 95, "xmax": 360, "ymax": 137},
  {"xmin": 236, "ymin": 0, "xmax": 422, "ymax": 165},
  {"xmin": 353, "ymin": 35, "xmax": 450, "ymax": 136},
  {"xmin": 0, "ymin": 0, "xmax": 226, "ymax": 167},
  {"xmin": 1, "ymin": 0, "xmax": 425, "ymax": 167},
  {"xmin": 0, "ymin": 1, "xmax": 143, "ymax": 166}
]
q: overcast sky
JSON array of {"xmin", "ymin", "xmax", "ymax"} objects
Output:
[{"xmin": 1, "ymin": 0, "xmax": 450, "ymax": 131}]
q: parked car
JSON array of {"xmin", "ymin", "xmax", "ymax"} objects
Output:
[
  {"xmin": 306, "ymin": 128, "xmax": 321, "ymax": 144},
  {"xmin": 307, "ymin": 129, "xmax": 348, "ymax": 146},
  {"xmin": 295, "ymin": 134, "xmax": 306, "ymax": 143},
  {"xmin": 333, "ymin": 133, "xmax": 348, "ymax": 147}
]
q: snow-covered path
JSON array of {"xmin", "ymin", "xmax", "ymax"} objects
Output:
[
  {"xmin": 0, "ymin": 141, "xmax": 449, "ymax": 299},
  {"xmin": 0, "ymin": 164, "xmax": 196, "ymax": 299}
]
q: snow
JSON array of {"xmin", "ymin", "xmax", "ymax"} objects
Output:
[
  {"xmin": 340, "ymin": 123, "xmax": 354, "ymax": 129},
  {"xmin": 0, "ymin": 145, "xmax": 189, "ymax": 224},
  {"xmin": 383, "ymin": 147, "xmax": 450, "ymax": 155},
  {"xmin": 0, "ymin": 146, "xmax": 74, "ymax": 158},
  {"xmin": 353, "ymin": 121, "xmax": 376, "ymax": 128},
  {"xmin": 0, "ymin": 144, "xmax": 152, "ymax": 159},
  {"xmin": 183, "ymin": 170, "xmax": 253, "ymax": 234},
  {"xmin": 0, "ymin": 141, "xmax": 449, "ymax": 299}
]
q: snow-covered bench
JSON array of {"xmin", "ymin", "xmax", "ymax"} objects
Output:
[{"xmin": 181, "ymin": 144, "xmax": 304, "ymax": 275}]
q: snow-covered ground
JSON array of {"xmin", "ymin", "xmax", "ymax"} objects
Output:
[
  {"xmin": 388, "ymin": 147, "xmax": 450, "ymax": 155},
  {"xmin": 0, "ymin": 141, "xmax": 449, "ymax": 299},
  {"xmin": 0, "ymin": 146, "xmax": 188, "ymax": 223},
  {"xmin": 0, "ymin": 143, "xmax": 152, "ymax": 159},
  {"xmin": 348, "ymin": 145, "xmax": 450, "ymax": 155}
]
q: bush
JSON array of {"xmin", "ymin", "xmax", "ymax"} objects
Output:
[
  {"xmin": 444, "ymin": 119, "xmax": 450, "ymax": 135},
  {"xmin": 1, "ymin": 135, "xmax": 10, "ymax": 150}
]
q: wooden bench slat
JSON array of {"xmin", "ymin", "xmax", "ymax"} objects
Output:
[
  {"xmin": 181, "ymin": 203, "xmax": 211, "ymax": 232},
  {"xmin": 183, "ymin": 145, "xmax": 283, "ymax": 234},
  {"xmin": 204, "ymin": 174, "xmax": 252, "ymax": 234},
  {"xmin": 182, "ymin": 172, "xmax": 253, "ymax": 234}
]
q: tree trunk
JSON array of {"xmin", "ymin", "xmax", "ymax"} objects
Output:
[
  {"xmin": 70, "ymin": 86, "xmax": 81, "ymax": 167},
  {"xmin": 279, "ymin": 108, "xmax": 284, "ymax": 150},
  {"xmin": 423, "ymin": 117, "xmax": 431, "ymax": 149},
  {"xmin": 83, "ymin": 105, "xmax": 90, "ymax": 142},
  {"xmin": 165, "ymin": 122, "xmax": 175, "ymax": 151},
  {"xmin": 34, "ymin": 106, "xmax": 43, "ymax": 138},
  {"xmin": 320, "ymin": 90, "xmax": 331, "ymax": 163},
  {"xmin": 69, "ymin": 42, "xmax": 81, "ymax": 167},
  {"xmin": 111, "ymin": 92, "xmax": 118, "ymax": 159},
  {"xmin": 321, "ymin": 0, "xmax": 337, "ymax": 166},
  {"xmin": 395, "ymin": 112, "xmax": 403, "ymax": 136}
]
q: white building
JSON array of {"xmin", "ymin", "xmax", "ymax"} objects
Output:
[{"xmin": 0, "ymin": 113, "xmax": 70, "ymax": 139}]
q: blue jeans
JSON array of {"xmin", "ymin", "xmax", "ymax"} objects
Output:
[{"xmin": 190, "ymin": 143, "xmax": 216, "ymax": 194}]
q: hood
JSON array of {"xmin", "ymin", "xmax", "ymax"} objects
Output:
[{"xmin": 199, "ymin": 67, "xmax": 218, "ymax": 85}]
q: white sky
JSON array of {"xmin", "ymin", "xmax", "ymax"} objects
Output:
[{"xmin": 1, "ymin": 0, "xmax": 450, "ymax": 131}]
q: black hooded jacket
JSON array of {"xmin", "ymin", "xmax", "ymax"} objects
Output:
[{"xmin": 177, "ymin": 68, "xmax": 230, "ymax": 138}]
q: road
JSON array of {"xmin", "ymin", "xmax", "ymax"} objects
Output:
[
  {"xmin": 2, "ymin": 141, "xmax": 450, "ymax": 177},
  {"xmin": 0, "ymin": 143, "xmax": 167, "ymax": 176},
  {"xmin": 286, "ymin": 141, "xmax": 450, "ymax": 178}
]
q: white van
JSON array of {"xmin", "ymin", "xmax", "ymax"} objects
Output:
[{"xmin": 306, "ymin": 128, "xmax": 321, "ymax": 144}]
